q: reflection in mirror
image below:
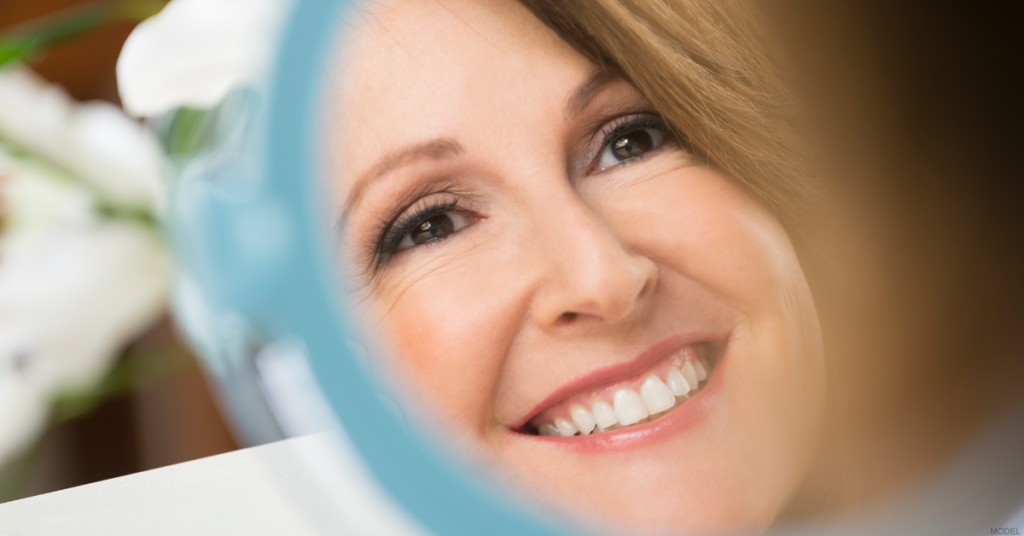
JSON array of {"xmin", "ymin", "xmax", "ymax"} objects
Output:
[{"xmin": 309, "ymin": 0, "xmax": 1024, "ymax": 534}]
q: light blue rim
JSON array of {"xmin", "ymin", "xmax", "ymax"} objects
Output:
[
  {"xmin": 200, "ymin": 1, "xmax": 1024, "ymax": 534},
  {"xmin": 260, "ymin": 1, "xmax": 582, "ymax": 534}
]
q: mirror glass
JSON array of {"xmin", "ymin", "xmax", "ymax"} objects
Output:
[
  {"xmin": 313, "ymin": 1, "xmax": 826, "ymax": 533},
  {"xmin": 175, "ymin": 1, "xmax": 1024, "ymax": 534}
]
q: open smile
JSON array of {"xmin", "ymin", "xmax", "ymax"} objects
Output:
[{"xmin": 514, "ymin": 333, "xmax": 725, "ymax": 438}]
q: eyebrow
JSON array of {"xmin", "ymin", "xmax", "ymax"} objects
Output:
[
  {"xmin": 341, "ymin": 138, "xmax": 464, "ymax": 224},
  {"xmin": 565, "ymin": 68, "xmax": 619, "ymax": 118},
  {"xmin": 341, "ymin": 69, "xmax": 619, "ymax": 224}
]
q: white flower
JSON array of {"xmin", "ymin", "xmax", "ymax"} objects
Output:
[
  {"xmin": 0, "ymin": 67, "xmax": 173, "ymax": 468},
  {"xmin": 0, "ymin": 362, "xmax": 47, "ymax": 467},
  {"xmin": 0, "ymin": 66, "xmax": 166, "ymax": 212},
  {"xmin": 0, "ymin": 148, "xmax": 172, "ymax": 393},
  {"xmin": 117, "ymin": 0, "xmax": 293, "ymax": 118}
]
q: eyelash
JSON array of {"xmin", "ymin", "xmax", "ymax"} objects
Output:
[
  {"xmin": 587, "ymin": 114, "xmax": 671, "ymax": 174},
  {"xmin": 374, "ymin": 196, "xmax": 462, "ymax": 268},
  {"xmin": 370, "ymin": 114, "xmax": 673, "ymax": 269}
]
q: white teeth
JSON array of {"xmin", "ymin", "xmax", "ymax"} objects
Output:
[
  {"xmin": 681, "ymin": 361, "xmax": 699, "ymax": 392},
  {"xmin": 538, "ymin": 423, "xmax": 559, "ymax": 436},
  {"xmin": 613, "ymin": 388, "xmax": 649, "ymax": 426},
  {"xmin": 693, "ymin": 357, "xmax": 708, "ymax": 381},
  {"xmin": 666, "ymin": 367, "xmax": 691, "ymax": 396},
  {"xmin": 570, "ymin": 404, "xmax": 596, "ymax": 435},
  {"xmin": 554, "ymin": 417, "xmax": 578, "ymax": 437},
  {"xmin": 591, "ymin": 400, "xmax": 618, "ymax": 429},
  {"xmin": 697, "ymin": 355, "xmax": 711, "ymax": 380},
  {"xmin": 534, "ymin": 346, "xmax": 715, "ymax": 436},
  {"xmin": 640, "ymin": 374, "xmax": 676, "ymax": 414}
]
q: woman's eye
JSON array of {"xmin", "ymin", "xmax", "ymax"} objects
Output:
[
  {"xmin": 397, "ymin": 212, "xmax": 471, "ymax": 251},
  {"xmin": 595, "ymin": 127, "xmax": 666, "ymax": 171}
]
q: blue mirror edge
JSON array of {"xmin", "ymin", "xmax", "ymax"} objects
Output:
[{"xmin": 260, "ymin": 1, "xmax": 587, "ymax": 534}]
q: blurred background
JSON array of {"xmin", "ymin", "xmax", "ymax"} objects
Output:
[
  {"xmin": 1, "ymin": 0, "xmax": 1022, "ymax": 529},
  {"xmin": 0, "ymin": 0, "xmax": 238, "ymax": 503}
]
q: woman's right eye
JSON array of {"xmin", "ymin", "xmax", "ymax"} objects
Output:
[
  {"xmin": 373, "ymin": 197, "xmax": 480, "ymax": 269},
  {"xmin": 394, "ymin": 211, "xmax": 475, "ymax": 253}
]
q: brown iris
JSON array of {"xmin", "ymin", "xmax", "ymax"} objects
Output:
[
  {"xmin": 410, "ymin": 214, "xmax": 455, "ymax": 245},
  {"xmin": 611, "ymin": 130, "xmax": 655, "ymax": 161}
]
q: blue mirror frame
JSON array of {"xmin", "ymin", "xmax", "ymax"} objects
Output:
[
  {"xmin": 196, "ymin": 0, "xmax": 589, "ymax": 534},
  {"xmin": 172, "ymin": 1, "xmax": 1024, "ymax": 535}
]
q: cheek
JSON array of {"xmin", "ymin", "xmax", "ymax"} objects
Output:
[
  {"xmin": 594, "ymin": 158, "xmax": 802, "ymax": 318},
  {"xmin": 373, "ymin": 247, "xmax": 527, "ymax": 432},
  {"xmin": 591, "ymin": 157, "xmax": 825, "ymax": 450}
]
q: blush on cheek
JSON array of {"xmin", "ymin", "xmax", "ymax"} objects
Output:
[
  {"xmin": 383, "ymin": 261, "xmax": 525, "ymax": 431},
  {"xmin": 619, "ymin": 165, "xmax": 798, "ymax": 316}
]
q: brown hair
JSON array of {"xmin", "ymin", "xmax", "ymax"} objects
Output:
[
  {"xmin": 520, "ymin": 0, "xmax": 1024, "ymax": 521},
  {"xmin": 518, "ymin": 0, "xmax": 819, "ymax": 237}
]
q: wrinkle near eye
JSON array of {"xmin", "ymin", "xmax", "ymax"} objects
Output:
[
  {"xmin": 373, "ymin": 236, "xmax": 487, "ymax": 315},
  {"xmin": 577, "ymin": 148, "xmax": 700, "ymax": 204}
]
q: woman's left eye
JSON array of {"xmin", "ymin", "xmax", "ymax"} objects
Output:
[{"xmin": 594, "ymin": 127, "xmax": 666, "ymax": 171}]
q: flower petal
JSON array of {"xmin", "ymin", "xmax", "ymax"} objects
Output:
[
  {"xmin": 0, "ymin": 67, "xmax": 167, "ymax": 212},
  {"xmin": 0, "ymin": 371, "xmax": 48, "ymax": 468},
  {"xmin": 117, "ymin": 0, "xmax": 293, "ymax": 118}
]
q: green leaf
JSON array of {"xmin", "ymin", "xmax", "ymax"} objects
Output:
[
  {"xmin": 96, "ymin": 203, "xmax": 158, "ymax": 228},
  {"xmin": 165, "ymin": 107, "xmax": 218, "ymax": 156},
  {"xmin": 0, "ymin": 38, "xmax": 36, "ymax": 69},
  {"xmin": 0, "ymin": 0, "xmax": 166, "ymax": 67}
]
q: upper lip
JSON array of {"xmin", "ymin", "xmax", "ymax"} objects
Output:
[{"xmin": 511, "ymin": 331, "xmax": 722, "ymax": 431}]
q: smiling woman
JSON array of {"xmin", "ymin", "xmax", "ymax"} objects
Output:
[{"xmin": 321, "ymin": 0, "xmax": 824, "ymax": 533}]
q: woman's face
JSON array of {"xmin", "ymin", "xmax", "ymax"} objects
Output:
[{"xmin": 329, "ymin": 0, "xmax": 825, "ymax": 531}]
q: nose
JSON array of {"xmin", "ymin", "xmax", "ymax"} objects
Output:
[{"xmin": 529, "ymin": 194, "xmax": 658, "ymax": 332}]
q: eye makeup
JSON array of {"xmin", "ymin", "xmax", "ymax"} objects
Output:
[
  {"xmin": 372, "ymin": 193, "xmax": 479, "ymax": 269},
  {"xmin": 582, "ymin": 113, "xmax": 674, "ymax": 175},
  {"xmin": 357, "ymin": 107, "xmax": 676, "ymax": 273}
]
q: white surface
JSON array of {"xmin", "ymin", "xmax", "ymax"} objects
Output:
[{"xmin": 0, "ymin": 432, "xmax": 430, "ymax": 536}]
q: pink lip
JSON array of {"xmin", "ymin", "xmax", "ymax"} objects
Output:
[
  {"xmin": 511, "ymin": 331, "xmax": 728, "ymax": 431},
  {"xmin": 537, "ymin": 360, "xmax": 726, "ymax": 451}
]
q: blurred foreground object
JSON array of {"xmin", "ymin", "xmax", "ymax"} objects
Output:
[
  {"xmin": 117, "ymin": 0, "xmax": 292, "ymax": 118},
  {"xmin": 764, "ymin": 0, "xmax": 1024, "ymax": 522},
  {"xmin": 0, "ymin": 63, "xmax": 171, "ymax": 469},
  {"xmin": 116, "ymin": 0, "xmax": 317, "ymax": 447}
]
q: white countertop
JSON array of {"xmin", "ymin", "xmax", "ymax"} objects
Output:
[
  {"xmin": 0, "ymin": 432, "xmax": 429, "ymax": 536},
  {"xmin": 6, "ymin": 408, "xmax": 1024, "ymax": 536}
]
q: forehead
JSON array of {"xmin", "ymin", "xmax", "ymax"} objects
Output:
[{"xmin": 325, "ymin": 0, "xmax": 595, "ymax": 185}]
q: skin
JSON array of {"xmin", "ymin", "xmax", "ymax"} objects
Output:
[{"xmin": 326, "ymin": 0, "xmax": 825, "ymax": 532}]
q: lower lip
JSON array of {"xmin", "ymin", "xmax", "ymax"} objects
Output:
[{"xmin": 525, "ymin": 336, "xmax": 733, "ymax": 451}]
